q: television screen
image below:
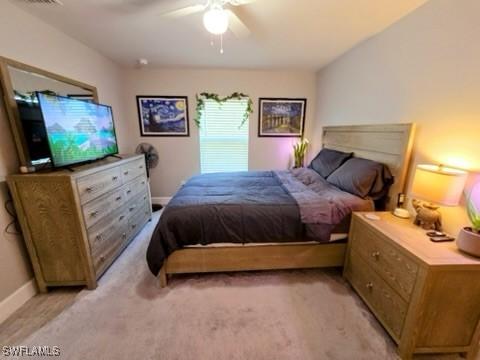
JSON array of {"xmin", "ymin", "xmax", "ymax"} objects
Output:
[{"xmin": 37, "ymin": 93, "xmax": 118, "ymax": 167}]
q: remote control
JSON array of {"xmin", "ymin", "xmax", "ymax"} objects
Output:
[
  {"xmin": 427, "ymin": 231, "xmax": 445, "ymax": 237},
  {"xmin": 429, "ymin": 236, "xmax": 455, "ymax": 242}
]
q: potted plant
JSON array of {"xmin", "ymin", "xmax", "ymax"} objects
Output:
[
  {"xmin": 293, "ymin": 138, "xmax": 309, "ymax": 168},
  {"xmin": 457, "ymin": 183, "xmax": 480, "ymax": 257}
]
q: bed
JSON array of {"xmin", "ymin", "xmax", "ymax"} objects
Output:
[{"xmin": 147, "ymin": 123, "xmax": 415, "ymax": 287}]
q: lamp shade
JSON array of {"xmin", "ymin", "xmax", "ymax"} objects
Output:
[{"xmin": 411, "ymin": 164, "xmax": 468, "ymax": 206}]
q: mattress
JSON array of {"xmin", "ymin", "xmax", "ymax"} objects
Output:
[{"xmin": 183, "ymin": 233, "xmax": 349, "ymax": 248}]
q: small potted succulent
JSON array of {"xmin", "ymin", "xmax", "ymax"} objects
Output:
[
  {"xmin": 457, "ymin": 183, "xmax": 480, "ymax": 257},
  {"xmin": 293, "ymin": 138, "xmax": 309, "ymax": 168}
]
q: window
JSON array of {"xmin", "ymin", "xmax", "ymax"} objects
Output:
[{"xmin": 199, "ymin": 99, "xmax": 249, "ymax": 174}]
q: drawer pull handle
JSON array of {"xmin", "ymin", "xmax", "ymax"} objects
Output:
[
  {"xmin": 129, "ymin": 206, "xmax": 136, "ymax": 212},
  {"xmin": 124, "ymin": 171, "xmax": 129, "ymax": 175},
  {"xmin": 127, "ymin": 190, "xmax": 132, "ymax": 194},
  {"xmin": 366, "ymin": 282, "xmax": 373, "ymax": 291},
  {"xmin": 100, "ymin": 256, "xmax": 106, "ymax": 262},
  {"xmin": 112, "ymin": 176, "xmax": 119, "ymax": 181},
  {"xmin": 371, "ymin": 251, "xmax": 380, "ymax": 260},
  {"xmin": 95, "ymin": 234, "xmax": 102, "ymax": 242},
  {"xmin": 131, "ymin": 224, "xmax": 137, "ymax": 229},
  {"xmin": 119, "ymin": 215, "xmax": 125, "ymax": 221},
  {"xmin": 91, "ymin": 211, "xmax": 99, "ymax": 217},
  {"xmin": 139, "ymin": 165, "xmax": 144, "ymax": 169},
  {"xmin": 141, "ymin": 181, "xmax": 146, "ymax": 185},
  {"xmin": 85, "ymin": 187, "xmax": 93, "ymax": 193},
  {"xmin": 115, "ymin": 196, "xmax": 122, "ymax": 201}
]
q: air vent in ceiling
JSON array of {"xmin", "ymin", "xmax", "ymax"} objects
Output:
[{"xmin": 17, "ymin": 0, "xmax": 63, "ymax": 5}]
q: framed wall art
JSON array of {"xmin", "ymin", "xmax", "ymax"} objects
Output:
[
  {"xmin": 258, "ymin": 98, "xmax": 306, "ymax": 137},
  {"xmin": 137, "ymin": 96, "xmax": 189, "ymax": 137}
]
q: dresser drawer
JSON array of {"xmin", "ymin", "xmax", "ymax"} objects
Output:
[
  {"xmin": 124, "ymin": 176, "xmax": 148, "ymax": 201},
  {"xmin": 121, "ymin": 158, "xmax": 146, "ymax": 183},
  {"xmin": 91, "ymin": 223, "xmax": 129, "ymax": 276},
  {"xmin": 125, "ymin": 191, "xmax": 148, "ymax": 217},
  {"xmin": 82, "ymin": 187, "xmax": 126, "ymax": 229},
  {"xmin": 77, "ymin": 167, "xmax": 122, "ymax": 204},
  {"xmin": 127, "ymin": 201, "xmax": 150, "ymax": 238},
  {"xmin": 351, "ymin": 219, "xmax": 419, "ymax": 301},
  {"xmin": 88, "ymin": 206, "xmax": 129, "ymax": 276},
  {"xmin": 88, "ymin": 192, "xmax": 149, "ymax": 252},
  {"xmin": 345, "ymin": 249, "xmax": 408, "ymax": 340},
  {"xmin": 88, "ymin": 207, "xmax": 129, "ymax": 255}
]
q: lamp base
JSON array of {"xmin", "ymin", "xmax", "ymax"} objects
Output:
[
  {"xmin": 412, "ymin": 199, "xmax": 443, "ymax": 231},
  {"xmin": 393, "ymin": 208, "xmax": 410, "ymax": 219}
]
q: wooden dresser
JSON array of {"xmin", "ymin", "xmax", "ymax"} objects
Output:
[
  {"xmin": 344, "ymin": 212, "xmax": 480, "ymax": 359},
  {"xmin": 7, "ymin": 154, "xmax": 152, "ymax": 292}
]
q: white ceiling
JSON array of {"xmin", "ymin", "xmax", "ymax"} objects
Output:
[{"xmin": 11, "ymin": 0, "xmax": 429, "ymax": 70}]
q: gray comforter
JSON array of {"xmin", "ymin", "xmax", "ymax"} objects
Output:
[{"xmin": 146, "ymin": 169, "xmax": 373, "ymax": 276}]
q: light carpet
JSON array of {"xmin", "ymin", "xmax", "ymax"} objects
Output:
[{"xmin": 12, "ymin": 212, "xmax": 463, "ymax": 360}]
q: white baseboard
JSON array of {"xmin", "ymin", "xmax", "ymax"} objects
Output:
[
  {"xmin": 151, "ymin": 197, "xmax": 172, "ymax": 206},
  {"xmin": 0, "ymin": 279, "xmax": 37, "ymax": 324}
]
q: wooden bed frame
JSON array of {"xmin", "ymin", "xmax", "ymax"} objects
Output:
[{"xmin": 158, "ymin": 123, "xmax": 416, "ymax": 287}]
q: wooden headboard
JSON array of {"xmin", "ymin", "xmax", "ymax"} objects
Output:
[{"xmin": 322, "ymin": 123, "xmax": 416, "ymax": 210}]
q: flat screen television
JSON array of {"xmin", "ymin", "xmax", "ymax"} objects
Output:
[{"xmin": 36, "ymin": 92, "xmax": 119, "ymax": 168}]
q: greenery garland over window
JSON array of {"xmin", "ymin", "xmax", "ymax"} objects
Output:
[{"xmin": 195, "ymin": 92, "xmax": 254, "ymax": 128}]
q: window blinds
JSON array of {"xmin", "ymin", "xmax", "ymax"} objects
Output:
[{"xmin": 199, "ymin": 99, "xmax": 249, "ymax": 174}]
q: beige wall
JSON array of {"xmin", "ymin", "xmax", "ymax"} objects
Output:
[
  {"xmin": 0, "ymin": 2, "xmax": 126, "ymax": 302},
  {"xmin": 122, "ymin": 68, "xmax": 317, "ymax": 197},
  {"xmin": 315, "ymin": 0, "xmax": 480, "ymax": 235}
]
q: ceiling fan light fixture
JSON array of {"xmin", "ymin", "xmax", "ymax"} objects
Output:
[{"xmin": 203, "ymin": 6, "xmax": 229, "ymax": 35}]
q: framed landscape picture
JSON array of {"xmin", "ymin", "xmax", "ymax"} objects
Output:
[
  {"xmin": 136, "ymin": 96, "xmax": 189, "ymax": 136},
  {"xmin": 258, "ymin": 98, "xmax": 306, "ymax": 137}
]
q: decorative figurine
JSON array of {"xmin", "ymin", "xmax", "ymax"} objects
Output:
[{"xmin": 412, "ymin": 199, "xmax": 442, "ymax": 231}]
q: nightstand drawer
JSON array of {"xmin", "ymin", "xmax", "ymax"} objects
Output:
[
  {"xmin": 351, "ymin": 218, "xmax": 419, "ymax": 301},
  {"xmin": 345, "ymin": 249, "xmax": 408, "ymax": 340}
]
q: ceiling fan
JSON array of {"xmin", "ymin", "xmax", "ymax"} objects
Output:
[{"xmin": 160, "ymin": 0, "xmax": 256, "ymax": 53}]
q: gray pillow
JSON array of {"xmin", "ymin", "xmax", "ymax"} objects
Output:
[
  {"xmin": 308, "ymin": 148, "xmax": 353, "ymax": 178},
  {"xmin": 327, "ymin": 157, "xmax": 393, "ymax": 199}
]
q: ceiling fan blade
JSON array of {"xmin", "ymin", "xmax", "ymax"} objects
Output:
[
  {"xmin": 228, "ymin": 0, "xmax": 257, "ymax": 6},
  {"xmin": 101, "ymin": 0, "xmax": 175, "ymax": 14},
  {"xmin": 161, "ymin": 4, "xmax": 206, "ymax": 18},
  {"xmin": 225, "ymin": 9, "xmax": 251, "ymax": 38},
  {"xmin": 122, "ymin": 0, "xmax": 161, "ymax": 7}
]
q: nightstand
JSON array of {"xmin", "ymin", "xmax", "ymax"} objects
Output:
[{"xmin": 344, "ymin": 212, "xmax": 480, "ymax": 359}]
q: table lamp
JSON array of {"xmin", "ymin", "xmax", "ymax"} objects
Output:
[{"xmin": 411, "ymin": 164, "xmax": 468, "ymax": 231}]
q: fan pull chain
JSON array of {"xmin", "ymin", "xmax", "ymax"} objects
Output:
[
  {"xmin": 220, "ymin": 34, "xmax": 224, "ymax": 54},
  {"xmin": 210, "ymin": 34, "xmax": 214, "ymax": 47}
]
